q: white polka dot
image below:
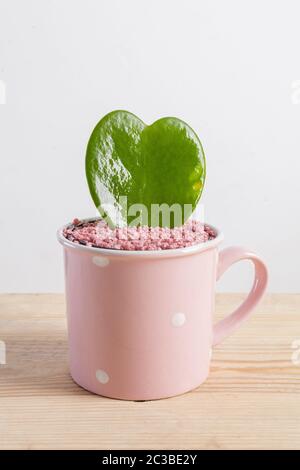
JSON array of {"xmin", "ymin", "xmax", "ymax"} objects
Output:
[
  {"xmin": 96, "ymin": 369, "xmax": 109, "ymax": 384},
  {"xmin": 92, "ymin": 256, "xmax": 109, "ymax": 267},
  {"xmin": 171, "ymin": 312, "xmax": 186, "ymax": 327}
]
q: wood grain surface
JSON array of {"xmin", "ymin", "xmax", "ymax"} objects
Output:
[{"xmin": 0, "ymin": 293, "xmax": 299, "ymax": 450}]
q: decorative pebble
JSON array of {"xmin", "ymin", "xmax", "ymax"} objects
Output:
[{"xmin": 64, "ymin": 218, "xmax": 216, "ymax": 251}]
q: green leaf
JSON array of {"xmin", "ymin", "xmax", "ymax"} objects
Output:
[{"xmin": 86, "ymin": 110, "xmax": 205, "ymax": 227}]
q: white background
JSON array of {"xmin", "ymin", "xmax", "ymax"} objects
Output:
[{"xmin": 0, "ymin": 0, "xmax": 299, "ymax": 293}]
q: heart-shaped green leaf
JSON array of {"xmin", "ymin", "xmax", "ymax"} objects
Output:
[{"xmin": 86, "ymin": 110, "xmax": 205, "ymax": 227}]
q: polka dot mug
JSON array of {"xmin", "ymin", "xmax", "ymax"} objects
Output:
[{"xmin": 58, "ymin": 221, "xmax": 268, "ymax": 400}]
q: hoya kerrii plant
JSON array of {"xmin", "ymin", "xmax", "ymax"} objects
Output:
[{"xmin": 85, "ymin": 110, "xmax": 206, "ymax": 228}]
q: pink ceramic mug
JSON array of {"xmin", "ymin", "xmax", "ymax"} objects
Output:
[{"xmin": 58, "ymin": 221, "xmax": 267, "ymax": 400}]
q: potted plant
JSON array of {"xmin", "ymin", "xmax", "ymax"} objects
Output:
[{"xmin": 58, "ymin": 110, "xmax": 267, "ymax": 400}]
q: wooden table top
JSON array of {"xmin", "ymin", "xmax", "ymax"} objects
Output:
[{"xmin": 0, "ymin": 293, "xmax": 299, "ymax": 450}]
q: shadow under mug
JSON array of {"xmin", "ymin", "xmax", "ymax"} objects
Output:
[{"xmin": 58, "ymin": 222, "xmax": 268, "ymax": 400}]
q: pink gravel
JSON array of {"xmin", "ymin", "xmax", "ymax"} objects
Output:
[{"xmin": 63, "ymin": 218, "xmax": 216, "ymax": 251}]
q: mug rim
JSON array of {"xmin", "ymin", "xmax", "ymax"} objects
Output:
[{"xmin": 57, "ymin": 217, "xmax": 224, "ymax": 258}]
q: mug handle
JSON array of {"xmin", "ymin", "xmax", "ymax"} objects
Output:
[{"xmin": 213, "ymin": 246, "xmax": 268, "ymax": 346}]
